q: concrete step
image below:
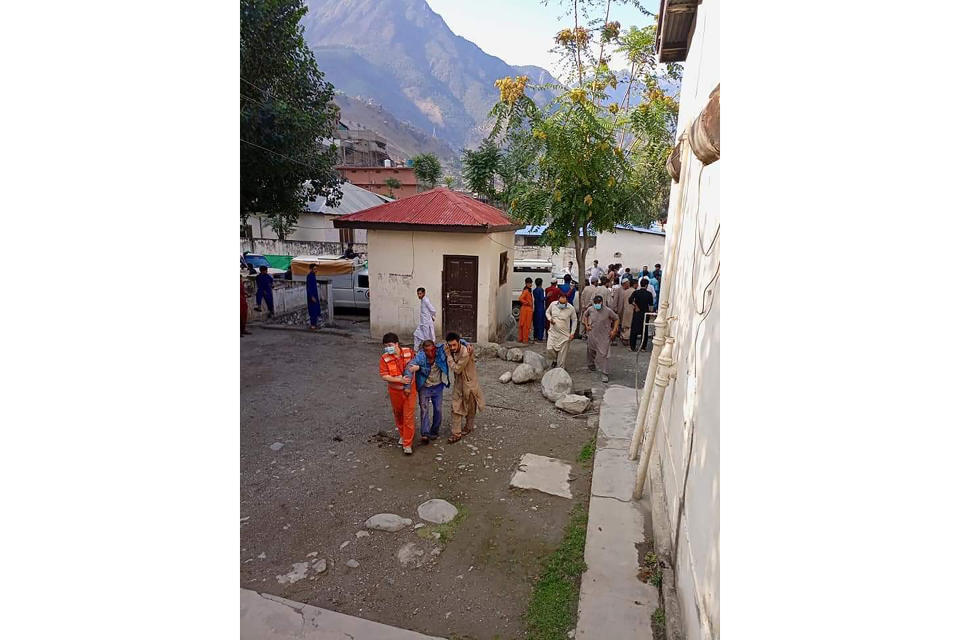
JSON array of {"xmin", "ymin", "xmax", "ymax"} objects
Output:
[
  {"xmin": 240, "ymin": 588, "xmax": 445, "ymax": 639},
  {"xmin": 575, "ymin": 385, "xmax": 659, "ymax": 640}
]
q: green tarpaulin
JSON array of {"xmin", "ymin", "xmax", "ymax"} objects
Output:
[{"xmin": 264, "ymin": 255, "xmax": 292, "ymax": 270}]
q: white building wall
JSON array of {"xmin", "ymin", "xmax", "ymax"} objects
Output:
[
  {"xmin": 365, "ymin": 230, "xmax": 514, "ymax": 343},
  {"xmin": 250, "ymin": 213, "xmax": 367, "ymax": 245},
  {"xmin": 653, "ymin": 2, "xmax": 720, "ymax": 640},
  {"xmin": 594, "ymin": 231, "xmax": 665, "ymax": 274}
]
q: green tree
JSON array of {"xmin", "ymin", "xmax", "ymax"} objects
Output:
[
  {"xmin": 462, "ymin": 139, "xmax": 501, "ymax": 203},
  {"xmin": 241, "ymin": 0, "xmax": 342, "ymax": 239},
  {"xmin": 485, "ymin": 4, "xmax": 680, "ymax": 311},
  {"xmin": 411, "ymin": 153, "xmax": 442, "ymax": 189},
  {"xmin": 384, "ymin": 177, "xmax": 402, "ymax": 198},
  {"xmin": 443, "ymin": 175, "xmax": 456, "ymax": 189}
]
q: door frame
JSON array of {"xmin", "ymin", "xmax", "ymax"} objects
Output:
[{"xmin": 441, "ymin": 254, "xmax": 479, "ymax": 341}]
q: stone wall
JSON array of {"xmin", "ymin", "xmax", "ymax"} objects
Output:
[
  {"xmin": 243, "ymin": 278, "xmax": 329, "ymax": 326},
  {"xmin": 241, "ymin": 238, "xmax": 368, "ymax": 258}
]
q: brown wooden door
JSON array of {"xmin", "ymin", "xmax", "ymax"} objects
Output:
[{"xmin": 442, "ymin": 254, "xmax": 479, "ymax": 341}]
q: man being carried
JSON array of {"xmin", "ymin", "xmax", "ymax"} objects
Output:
[
  {"xmin": 413, "ymin": 287, "xmax": 437, "ymax": 351},
  {"xmin": 444, "ymin": 333, "xmax": 484, "ymax": 444},
  {"xmin": 379, "ymin": 333, "xmax": 419, "ymax": 455},
  {"xmin": 582, "ymin": 295, "xmax": 620, "ymax": 383},
  {"xmin": 407, "ymin": 339, "xmax": 449, "ymax": 444},
  {"xmin": 545, "ymin": 292, "xmax": 578, "ymax": 370}
]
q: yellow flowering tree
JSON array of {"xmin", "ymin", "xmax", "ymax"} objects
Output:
[{"xmin": 479, "ymin": 1, "xmax": 681, "ymax": 311}]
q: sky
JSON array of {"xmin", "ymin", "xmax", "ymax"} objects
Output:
[{"xmin": 426, "ymin": 0, "xmax": 659, "ymax": 78}]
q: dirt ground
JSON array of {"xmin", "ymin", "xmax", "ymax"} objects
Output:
[{"xmin": 240, "ymin": 316, "xmax": 652, "ymax": 640}]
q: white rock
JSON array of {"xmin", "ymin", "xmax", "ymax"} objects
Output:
[
  {"xmin": 397, "ymin": 542, "xmax": 425, "ymax": 567},
  {"xmin": 312, "ymin": 559, "xmax": 327, "ymax": 574},
  {"xmin": 355, "ymin": 530, "xmax": 370, "ymax": 539},
  {"xmin": 276, "ymin": 562, "xmax": 310, "ymax": 585},
  {"xmin": 414, "ymin": 523, "xmax": 426, "ymax": 530},
  {"xmin": 257, "ymin": 552, "xmax": 266, "ymax": 559},
  {"xmin": 506, "ymin": 347, "xmax": 524, "ymax": 362},
  {"xmin": 269, "ymin": 442, "xmax": 284, "ymax": 451},
  {"xmin": 345, "ymin": 559, "xmax": 359, "ymax": 569},
  {"xmin": 499, "ymin": 371, "xmax": 513, "ymax": 383},
  {"xmin": 511, "ymin": 363, "xmax": 536, "ymax": 384},
  {"xmin": 497, "ymin": 346, "xmax": 509, "ymax": 360},
  {"xmin": 541, "ymin": 367, "xmax": 573, "ymax": 401},
  {"xmin": 365, "ymin": 513, "xmax": 413, "ymax": 532},
  {"xmin": 417, "ymin": 498, "xmax": 458, "ymax": 524},
  {"xmin": 339, "ymin": 540, "xmax": 351, "ymax": 550},
  {"xmin": 555, "ymin": 394, "xmax": 591, "ymax": 414},
  {"xmin": 522, "ymin": 350, "xmax": 547, "ymax": 376},
  {"xmin": 474, "ymin": 342, "xmax": 501, "ymax": 358}
]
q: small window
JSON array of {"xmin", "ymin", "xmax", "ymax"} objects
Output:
[
  {"xmin": 499, "ymin": 251, "xmax": 508, "ymax": 286},
  {"xmin": 358, "ymin": 275, "xmax": 369, "ymax": 288}
]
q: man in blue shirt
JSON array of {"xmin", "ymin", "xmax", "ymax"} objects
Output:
[
  {"xmin": 404, "ymin": 339, "xmax": 450, "ymax": 444},
  {"xmin": 558, "ymin": 273, "xmax": 577, "ymax": 306},
  {"xmin": 254, "ymin": 266, "xmax": 274, "ymax": 317},
  {"xmin": 306, "ymin": 263, "xmax": 321, "ymax": 330}
]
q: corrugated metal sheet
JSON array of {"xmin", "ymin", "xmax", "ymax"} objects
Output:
[
  {"xmin": 337, "ymin": 188, "xmax": 516, "ymax": 227},
  {"xmin": 656, "ymin": 0, "xmax": 700, "ymax": 63},
  {"xmin": 305, "ymin": 182, "xmax": 391, "ymax": 215}
]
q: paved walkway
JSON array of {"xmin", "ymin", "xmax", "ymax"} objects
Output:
[
  {"xmin": 240, "ymin": 589, "xmax": 445, "ymax": 640},
  {"xmin": 575, "ymin": 385, "xmax": 659, "ymax": 640}
]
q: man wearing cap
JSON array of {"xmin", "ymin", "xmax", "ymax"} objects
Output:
[{"xmin": 545, "ymin": 277, "xmax": 562, "ymax": 308}]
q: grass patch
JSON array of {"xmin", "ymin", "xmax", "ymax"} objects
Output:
[
  {"xmin": 639, "ymin": 551, "xmax": 663, "ymax": 587},
  {"xmin": 416, "ymin": 505, "xmax": 468, "ymax": 544},
  {"xmin": 524, "ymin": 503, "xmax": 589, "ymax": 640},
  {"xmin": 577, "ymin": 438, "xmax": 596, "ymax": 468},
  {"xmin": 651, "ymin": 607, "xmax": 666, "ymax": 640}
]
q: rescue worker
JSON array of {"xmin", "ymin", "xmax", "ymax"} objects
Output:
[{"xmin": 379, "ymin": 332, "xmax": 418, "ymax": 455}]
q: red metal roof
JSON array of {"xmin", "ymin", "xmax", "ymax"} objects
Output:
[{"xmin": 333, "ymin": 188, "xmax": 520, "ymax": 231}]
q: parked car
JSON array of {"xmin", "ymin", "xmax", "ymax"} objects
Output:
[
  {"xmin": 510, "ymin": 258, "xmax": 554, "ymax": 319},
  {"xmin": 330, "ymin": 267, "xmax": 369, "ymax": 310},
  {"xmin": 241, "ymin": 253, "xmax": 286, "ymax": 278}
]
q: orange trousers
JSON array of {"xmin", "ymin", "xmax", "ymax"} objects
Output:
[
  {"xmin": 387, "ymin": 387, "xmax": 418, "ymax": 447},
  {"xmin": 518, "ymin": 307, "xmax": 533, "ymax": 343}
]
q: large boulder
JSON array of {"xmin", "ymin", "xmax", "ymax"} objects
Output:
[
  {"xmin": 555, "ymin": 394, "xmax": 591, "ymax": 414},
  {"xmin": 417, "ymin": 498, "xmax": 458, "ymax": 524},
  {"xmin": 541, "ymin": 367, "xmax": 573, "ymax": 402},
  {"xmin": 497, "ymin": 346, "xmax": 509, "ymax": 360},
  {"xmin": 499, "ymin": 371, "xmax": 513, "ymax": 383},
  {"xmin": 523, "ymin": 350, "xmax": 547, "ymax": 376},
  {"xmin": 474, "ymin": 342, "xmax": 501, "ymax": 359},
  {"xmin": 364, "ymin": 513, "xmax": 413, "ymax": 532},
  {"xmin": 511, "ymin": 363, "xmax": 536, "ymax": 384},
  {"xmin": 506, "ymin": 348, "xmax": 524, "ymax": 362}
]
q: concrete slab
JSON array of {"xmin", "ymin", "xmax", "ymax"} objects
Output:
[
  {"xmin": 240, "ymin": 588, "xmax": 445, "ymax": 639},
  {"xmin": 509, "ymin": 453, "xmax": 573, "ymax": 498},
  {"xmin": 575, "ymin": 385, "xmax": 659, "ymax": 640}
]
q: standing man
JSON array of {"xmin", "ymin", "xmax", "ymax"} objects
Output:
[
  {"xmin": 413, "ymin": 287, "xmax": 437, "ymax": 351},
  {"xmin": 598, "ymin": 276, "xmax": 612, "ymax": 307},
  {"xmin": 558, "ymin": 273, "xmax": 577, "ymax": 306},
  {"xmin": 306, "ymin": 263, "xmax": 321, "ymax": 330},
  {"xmin": 545, "ymin": 292, "xmax": 578, "ymax": 370},
  {"xmin": 379, "ymin": 333, "xmax": 419, "ymax": 455},
  {"xmin": 445, "ymin": 333, "xmax": 484, "ymax": 444},
  {"xmin": 580, "ymin": 277, "xmax": 600, "ymax": 312},
  {"xmin": 608, "ymin": 277, "xmax": 626, "ymax": 343},
  {"xmin": 533, "ymin": 277, "xmax": 547, "ymax": 342},
  {"xmin": 240, "ymin": 277, "xmax": 251, "ymax": 336},
  {"xmin": 545, "ymin": 277, "xmax": 562, "ymax": 308},
  {"xmin": 588, "ymin": 259, "xmax": 603, "ymax": 282},
  {"xmin": 582, "ymin": 295, "xmax": 620, "ymax": 383},
  {"xmin": 254, "ymin": 265, "xmax": 274, "ymax": 317},
  {"xmin": 639, "ymin": 265, "xmax": 651, "ymax": 279},
  {"xmin": 620, "ymin": 278, "xmax": 638, "ymax": 344},
  {"xmin": 408, "ymin": 339, "xmax": 449, "ymax": 444},
  {"xmin": 652, "ymin": 263, "xmax": 663, "ymax": 283},
  {"xmin": 629, "ymin": 278, "xmax": 656, "ymax": 352},
  {"xmin": 565, "ymin": 260, "xmax": 578, "ymax": 280},
  {"xmin": 517, "ymin": 278, "xmax": 534, "ymax": 343}
]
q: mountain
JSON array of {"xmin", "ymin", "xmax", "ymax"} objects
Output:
[
  {"xmin": 303, "ymin": 0, "xmax": 560, "ymax": 151},
  {"xmin": 333, "ymin": 93, "xmax": 459, "ymax": 167}
]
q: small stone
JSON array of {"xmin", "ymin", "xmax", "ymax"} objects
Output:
[
  {"xmin": 414, "ymin": 523, "xmax": 426, "ymax": 530},
  {"xmin": 355, "ymin": 530, "xmax": 370, "ymax": 539},
  {"xmin": 365, "ymin": 513, "xmax": 413, "ymax": 532},
  {"xmin": 397, "ymin": 542, "xmax": 425, "ymax": 567},
  {"xmin": 313, "ymin": 559, "xmax": 327, "ymax": 574},
  {"xmin": 431, "ymin": 547, "xmax": 442, "ymax": 556},
  {"xmin": 417, "ymin": 499, "xmax": 458, "ymax": 524},
  {"xmin": 497, "ymin": 346, "xmax": 509, "ymax": 360},
  {"xmin": 555, "ymin": 394, "xmax": 591, "ymax": 414},
  {"xmin": 345, "ymin": 559, "xmax": 360, "ymax": 569},
  {"xmin": 340, "ymin": 540, "xmax": 351, "ymax": 550},
  {"xmin": 239, "ymin": 516, "xmax": 250, "ymax": 523},
  {"xmin": 257, "ymin": 552, "xmax": 266, "ymax": 559},
  {"xmin": 499, "ymin": 371, "xmax": 513, "ymax": 383},
  {"xmin": 511, "ymin": 363, "xmax": 536, "ymax": 383},
  {"xmin": 432, "ymin": 532, "xmax": 441, "ymax": 540},
  {"xmin": 277, "ymin": 562, "xmax": 310, "ymax": 585},
  {"xmin": 506, "ymin": 347, "xmax": 524, "ymax": 362},
  {"xmin": 306, "ymin": 551, "xmax": 318, "ymax": 557},
  {"xmin": 269, "ymin": 442, "xmax": 284, "ymax": 451}
]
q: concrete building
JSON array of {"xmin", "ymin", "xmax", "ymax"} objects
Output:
[
  {"xmin": 513, "ymin": 224, "xmax": 666, "ymax": 277},
  {"xmin": 334, "ymin": 188, "xmax": 522, "ymax": 343},
  {"xmin": 241, "ymin": 182, "xmax": 388, "ymax": 257},
  {"xmin": 634, "ymin": 2, "xmax": 721, "ymax": 639}
]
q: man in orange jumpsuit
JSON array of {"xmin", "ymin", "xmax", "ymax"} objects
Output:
[
  {"xmin": 517, "ymin": 277, "xmax": 534, "ymax": 343},
  {"xmin": 379, "ymin": 332, "xmax": 419, "ymax": 455}
]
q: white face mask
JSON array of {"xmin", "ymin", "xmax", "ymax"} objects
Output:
[
  {"xmin": 594, "ymin": 303, "xmax": 602, "ymax": 310},
  {"xmin": 384, "ymin": 345, "xmax": 396, "ymax": 355},
  {"xmin": 558, "ymin": 303, "xmax": 567, "ymax": 309}
]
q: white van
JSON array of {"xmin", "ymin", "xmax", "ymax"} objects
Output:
[
  {"xmin": 511, "ymin": 258, "xmax": 554, "ymax": 319},
  {"xmin": 330, "ymin": 268, "xmax": 370, "ymax": 310}
]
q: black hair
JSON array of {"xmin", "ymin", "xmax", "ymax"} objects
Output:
[
  {"xmin": 382, "ymin": 332, "xmax": 399, "ymax": 344},
  {"xmin": 640, "ymin": 278, "xmax": 649, "ymax": 288},
  {"xmin": 259, "ymin": 265, "xmax": 267, "ymax": 271},
  {"xmin": 655, "ymin": 263, "xmax": 661, "ymax": 268},
  {"xmin": 535, "ymin": 277, "xmax": 543, "ymax": 286},
  {"xmin": 416, "ymin": 287, "xmax": 425, "ymax": 294},
  {"xmin": 563, "ymin": 274, "xmax": 572, "ymax": 282},
  {"xmin": 593, "ymin": 295, "xmax": 603, "ymax": 303},
  {"xmin": 445, "ymin": 332, "xmax": 460, "ymax": 342},
  {"xmin": 524, "ymin": 277, "xmax": 533, "ymax": 284},
  {"xmin": 309, "ymin": 263, "xmax": 316, "ymax": 269}
]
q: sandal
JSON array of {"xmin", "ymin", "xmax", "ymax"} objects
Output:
[{"xmin": 447, "ymin": 434, "xmax": 463, "ymax": 443}]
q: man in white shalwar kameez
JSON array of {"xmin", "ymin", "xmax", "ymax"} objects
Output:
[{"xmin": 413, "ymin": 287, "xmax": 436, "ymax": 351}]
